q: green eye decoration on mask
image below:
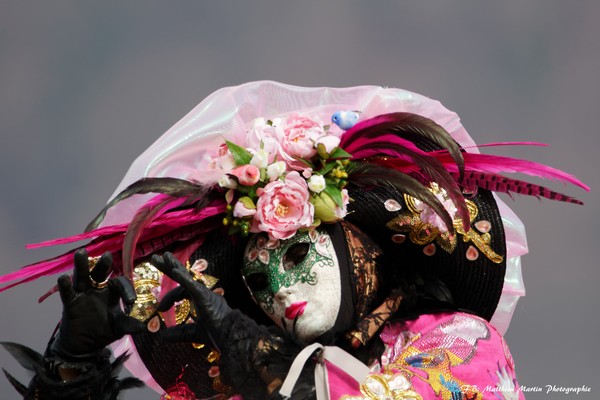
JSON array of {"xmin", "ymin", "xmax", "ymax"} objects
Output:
[{"xmin": 242, "ymin": 229, "xmax": 336, "ymax": 313}]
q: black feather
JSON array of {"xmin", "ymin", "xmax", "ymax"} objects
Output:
[
  {"xmin": 0, "ymin": 342, "xmax": 43, "ymax": 372},
  {"xmin": 121, "ymin": 196, "xmax": 183, "ymax": 278},
  {"xmin": 347, "ymin": 162, "xmax": 455, "ymax": 234},
  {"xmin": 422, "ymin": 276, "xmax": 455, "ymax": 305},
  {"xmin": 85, "ymin": 177, "xmax": 206, "ymax": 232},
  {"xmin": 361, "ymin": 146, "xmax": 470, "ymax": 231},
  {"xmin": 2, "ymin": 369, "xmax": 27, "ymax": 395},
  {"xmin": 342, "ymin": 112, "xmax": 465, "ymax": 178},
  {"xmin": 108, "ymin": 354, "xmax": 144, "ymax": 394}
]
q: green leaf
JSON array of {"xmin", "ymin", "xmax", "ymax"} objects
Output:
[
  {"xmin": 323, "ymin": 185, "xmax": 343, "ymax": 208},
  {"xmin": 319, "ymin": 162, "xmax": 336, "ymax": 176},
  {"xmin": 248, "ymin": 186, "xmax": 258, "ymax": 199},
  {"xmin": 329, "ymin": 147, "xmax": 352, "ymax": 159},
  {"xmin": 324, "ymin": 176, "xmax": 338, "ymax": 186},
  {"xmin": 226, "ymin": 141, "xmax": 253, "ymax": 165}
]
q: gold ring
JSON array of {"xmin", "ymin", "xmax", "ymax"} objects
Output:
[
  {"xmin": 88, "ymin": 256, "xmax": 109, "ymax": 290},
  {"xmin": 90, "ymin": 277, "xmax": 109, "ymax": 289}
]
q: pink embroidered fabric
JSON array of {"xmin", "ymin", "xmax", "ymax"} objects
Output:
[{"xmin": 332, "ymin": 312, "xmax": 524, "ymax": 400}]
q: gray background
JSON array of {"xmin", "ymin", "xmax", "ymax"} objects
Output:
[{"xmin": 1, "ymin": 2, "xmax": 598, "ymax": 399}]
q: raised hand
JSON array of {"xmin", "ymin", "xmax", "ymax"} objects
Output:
[
  {"xmin": 151, "ymin": 252, "xmax": 232, "ymax": 349},
  {"xmin": 50, "ymin": 249, "xmax": 145, "ymax": 360}
]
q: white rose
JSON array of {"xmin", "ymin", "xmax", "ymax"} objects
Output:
[
  {"xmin": 250, "ymin": 149, "xmax": 269, "ymax": 168},
  {"xmin": 218, "ymin": 153, "xmax": 237, "ymax": 172},
  {"xmin": 247, "ymin": 118, "xmax": 278, "ymax": 156},
  {"xmin": 315, "ymin": 135, "xmax": 341, "ymax": 153},
  {"xmin": 218, "ymin": 175, "xmax": 238, "ymax": 189},
  {"xmin": 307, "ymin": 174, "xmax": 326, "ymax": 193},
  {"xmin": 267, "ymin": 161, "xmax": 287, "ymax": 181}
]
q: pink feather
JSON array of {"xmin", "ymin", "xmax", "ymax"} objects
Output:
[
  {"xmin": 434, "ymin": 152, "xmax": 589, "ymax": 191},
  {"xmin": 27, "ymin": 204, "xmax": 226, "ymax": 249},
  {"xmin": 459, "ymin": 141, "xmax": 549, "ymax": 150},
  {"xmin": 343, "ymin": 133, "xmax": 428, "ymax": 157},
  {"xmin": 456, "ymin": 171, "xmax": 585, "ymax": 205},
  {"xmin": 0, "ymin": 202, "xmax": 227, "ymax": 294}
]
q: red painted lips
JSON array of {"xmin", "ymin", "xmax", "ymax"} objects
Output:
[{"xmin": 285, "ymin": 301, "xmax": 307, "ymax": 320}]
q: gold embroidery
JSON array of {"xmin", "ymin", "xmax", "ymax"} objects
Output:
[
  {"xmin": 128, "ymin": 262, "xmax": 162, "ymax": 322},
  {"xmin": 344, "ymin": 316, "xmax": 490, "ymax": 399},
  {"xmin": 128, "ymin": 261, "xmax": 219, "ymax": 324},
  {"xmin": 127, "ymin": 260, "xmax": 233, "ymax": 396},
  {"xmin": 340, "ymin": 369, "xmax": 422, "ymax": 400},
  {"xmin": 207, "ymin": 350, "xmax": 220, "ymax": 363},
  {"xmin": 386, "ymin": 315, "xmax": 488, "ymax": 399},
  {"xmin": 386, "ymin": 184, "xmax": 503, "ymax": 264}
]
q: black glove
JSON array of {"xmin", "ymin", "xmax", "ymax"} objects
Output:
[
  {"xmin": 151, "ymin": 252, "xmax": 232, "ymax": 350},
  {"xmin": 50, "ymin": 249, "xmax": 145, "ymax": 361}
]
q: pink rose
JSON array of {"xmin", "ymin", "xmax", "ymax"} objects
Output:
[
  {"xmin": 229, "ymin": 165, "xmax": 260, "ymax": 186},
  {"xmin": 252, "ymin": 171, "xmax": 314, "ymax": 240},
  {"xmin": 276, "ymin": 115, "xmax": 325, "ymax": 168}
]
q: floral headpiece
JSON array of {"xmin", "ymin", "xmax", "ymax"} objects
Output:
[{"xmin": 211, "ymin": 114, "xmax": 353, "ymax": 240}]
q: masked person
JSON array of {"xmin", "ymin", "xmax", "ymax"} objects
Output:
[{"xmin": 1, "ymin": 82, "xmax": 588, "ymax": 399}]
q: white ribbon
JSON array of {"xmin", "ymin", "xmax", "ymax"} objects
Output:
[{"xmin": 279, "ymin": 342, "xmax": 370, "ymax": 400}]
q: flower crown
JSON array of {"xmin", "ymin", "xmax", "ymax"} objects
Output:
[
  {"xmin": 198, "ymin": 105, "xmax": 588, "ymax": 244},
  {"xmin": 210, "ymin": 113, "xmax": 356, "ymax": 240}
]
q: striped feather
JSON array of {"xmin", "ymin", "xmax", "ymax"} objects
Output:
[
  {"xmin": 456, "ymin": 171, "xmax": 584, "ymax": 205},
  {"xmin": 433, "ymin": 152, "xmax": 589, "ymax": 191}
]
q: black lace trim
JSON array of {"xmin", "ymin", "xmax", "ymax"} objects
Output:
[{"xmin": 219, "ymin": 310, "xmax": 316, "ymax": 400}]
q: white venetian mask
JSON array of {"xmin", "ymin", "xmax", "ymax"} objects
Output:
[{"xmin": 242, "ymin": 228, "xmax": 342, "ymax": 343}]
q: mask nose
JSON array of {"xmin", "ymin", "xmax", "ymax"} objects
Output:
[{"xmin": 275, "ymin": 288, "xmax": 293, "ymax": 303}]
